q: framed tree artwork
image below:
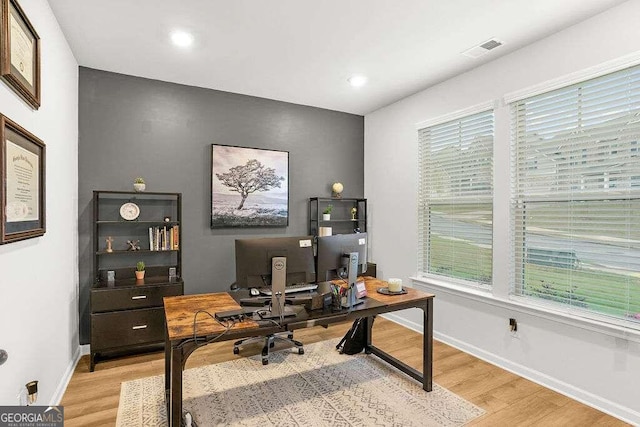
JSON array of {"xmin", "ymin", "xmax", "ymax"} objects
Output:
[
  {"xmin": 211, "ymin": 144, "xmax": 289, "ymax": 228},
  {"xmin": 0, "ymin": 0, "xmax": 41, "ymax": 109},
  {"xmin": 0, "ymin": 114, "xmax": 45, "ymax": 244}
]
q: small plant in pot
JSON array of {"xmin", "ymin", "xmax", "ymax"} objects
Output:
[
  {"xmin": 322, "ymin": 205, "xmax": 333, "ymax": 221},
  {"xmin": 135, "ymin": 261, "xmax": 145, "ymax": 280},
  {"xmin": 133, "ymin": 177, "xmax": 146, "ymax": 192}
]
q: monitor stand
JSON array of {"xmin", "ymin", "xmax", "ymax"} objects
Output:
[
  {"xmin": 346, "ymin": 252, "xmax": 359, "ymax": 288},
  {"xmin": 342, "ymin": 252, "xmax": 364, "ymax": 308},
  {"xmin": 261, "ymin": 256, "xmax": 297, "ymax": 319}
]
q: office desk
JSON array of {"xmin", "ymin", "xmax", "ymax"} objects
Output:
[{"xmin": 163, "ymin": 277, "xmax": 434, "ymax": 427}]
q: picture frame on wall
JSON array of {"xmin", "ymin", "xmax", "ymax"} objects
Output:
[
  {"xmin": 0, "ymin": 0, "xmax": 41, "ymax": 109},
  {"xmin": 211, "ymin": 144, "xmax": 289, "ymax": 228},
  {"xmin": 0, "ymin": 114, "xmax": 45, "ymax": 244}
]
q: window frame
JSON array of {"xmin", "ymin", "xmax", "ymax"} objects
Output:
[
  {"xmin": 416, "ymin": 104, "xmax": 495, "ymax": 289},
  {"xmin": 509, "ymin": 64, "xmax": 640, "ymax": 331}
]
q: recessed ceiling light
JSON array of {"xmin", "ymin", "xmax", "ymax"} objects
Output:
[
  {"xmin": 171, "ymin": 31, "xmax": 194, "ymax": 48},
  {"xmin": 347, "ymin": 74, "xmax": 367, "ymax": 88}
]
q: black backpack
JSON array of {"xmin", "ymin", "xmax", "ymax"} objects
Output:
[{"xmin": 336, "ymin": 317, "xmax": 374, "ymax": 355}]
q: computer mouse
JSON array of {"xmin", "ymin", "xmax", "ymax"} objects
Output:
[{"xmin": 250, "ymin": 288, "xmax": 260, "ymax": 296}]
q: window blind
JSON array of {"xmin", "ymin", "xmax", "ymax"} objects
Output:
[
  {"xmin": 512, "ymin": 64, "xmax": 640, "ymax": 328},
  {"xmin": 418, "ymin": 110, "xmax": 494, "ymax": 286}
]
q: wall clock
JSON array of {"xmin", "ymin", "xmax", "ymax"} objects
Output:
[{"xmin": 119, "ymin": 202, "xmax": 140, "ymax": 221}]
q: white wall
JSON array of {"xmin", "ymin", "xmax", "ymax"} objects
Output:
[
  {"xmin": 365, "ymin": 1, "xmax": 640, "ymax": 424},
  {"xmin": 0, "ymin": 1, "xmax": 78, "ymax": 406}
]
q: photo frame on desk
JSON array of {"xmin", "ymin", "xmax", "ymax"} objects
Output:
[
  {"xmin": 0, "ymin": 114, "xmax": 45, "ymax": 244},
  {"xmin": 211, "ymin": 144, "xmax": 289, "ymax": 228},
  {"xmin": 0, "ymin": 0, "xmax": 41, "ymax": 109}
]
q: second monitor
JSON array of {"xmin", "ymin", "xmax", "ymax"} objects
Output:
[{"xmin": 316, "ymin": 232, "xmax": 368, "ymax": 286}]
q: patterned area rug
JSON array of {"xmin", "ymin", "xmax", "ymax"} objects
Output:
[{"xmin": 117, "ymin": 339, "xmax": 484, "ymax": 426}]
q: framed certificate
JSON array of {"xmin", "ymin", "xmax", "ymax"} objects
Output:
[
  {"xmin": 0, "ymin": 0, "xmax": 41, "ymax": 109},
  {"xmin": 0, "ymin": 114, "xmax": 45, "ymax": 244}
]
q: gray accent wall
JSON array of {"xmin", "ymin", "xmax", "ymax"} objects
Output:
[{"xmin": 78, "ymin": 67, "xmax": 364, "ymax": 344}]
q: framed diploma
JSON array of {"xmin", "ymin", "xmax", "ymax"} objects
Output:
[
  {"xmin": 0, "ymin": 114, "xmax": 45, "ymax": 244},
  {"xmin": 0, "ymin": 0, "xmax": 41, "ymax": 109}
]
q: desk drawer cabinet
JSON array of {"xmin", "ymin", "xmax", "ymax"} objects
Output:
[
  {"xmin": 91, "ymin": 307, "xmax": 165, "ymax": 350},
  {"xmin": 91, "ymin": 283, "xmax": 182, "ymax": 312},
  {"xmin": 89, "ymin": 279, "xmax": 183, "ymax": 371}
]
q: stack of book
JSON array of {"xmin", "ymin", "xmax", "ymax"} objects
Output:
[{"xmin": 148, "ymin": 225, "xmax": 179, "ymax": 251}]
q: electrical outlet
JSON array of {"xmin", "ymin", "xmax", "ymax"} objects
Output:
[
  {"xmin": 26, "ymin": 380, "xmax": 38, "ymax": 405},
  {"xmin": 509, "ymin": 318, "xmax": 520, "ymax": 339}
]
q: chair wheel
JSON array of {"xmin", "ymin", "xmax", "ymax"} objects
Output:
[
  {"xmin": 262, "ymin": 358, "xmax": 269, "ymax": 365},
  {"xmin": 288, "ymin": 333, "xmax": 293, "ymax": 339},
  {"xmin": 298, "ymin": 348, "xmax": 304, "ymax": 355},
  {"xmin": 233, "ymin": 347, "xmax": 239, "ymax": 355}
]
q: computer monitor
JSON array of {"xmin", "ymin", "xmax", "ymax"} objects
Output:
[
  {"xmin": 235, "ymin": 236, "xmax": 316, "ymax": 288},
  {"xmin": 235, "ymin": 236, "xmax": 315, "ymax": 318},
  {"xmin": 316, "ymin": 233, "xmax": 368, "ymax": 285}
]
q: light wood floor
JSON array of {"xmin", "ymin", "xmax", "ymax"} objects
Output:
[{"xmin": 61, "ymin": 318, "xmax": 628, "ymax": 426}]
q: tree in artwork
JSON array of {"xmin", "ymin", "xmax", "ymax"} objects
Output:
[{"xmin": 216, "ymin": 159, "xmax": 284, "ymax": 209}]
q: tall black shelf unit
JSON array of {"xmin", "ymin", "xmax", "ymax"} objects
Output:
[
  {"xmin": 89, "ymin": 190, "xmax": 184, "ymax": 371},
  {"xmin": 308, "ymin": 197, "xmax": 376, "ymax": 277},
  {"xmin": 308, "ymin": 197, "xmax": 367, "ymax": 237}
]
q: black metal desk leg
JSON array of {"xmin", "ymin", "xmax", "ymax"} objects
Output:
[
  {"xmin": 169, "ymin": 343, "xmax": 183, "ymax": 427},
  {"xmin": 423, "ymin": 299, "xmax": 433, "ymax": 391},
  {"xmin": 363, "ymin": 316, "xmax": 373, "ymax": 353},
  {"xmin": 164, "ymin": 325, "xmax": 170, "ymax": 393}
]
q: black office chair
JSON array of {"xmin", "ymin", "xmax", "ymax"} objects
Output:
[{"xmin": 230, "ymin": 283, "xmax": 304, "ymax": 365}]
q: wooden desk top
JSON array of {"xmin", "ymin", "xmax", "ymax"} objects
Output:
[
  {"xmin": 163, "ymin": 292, "xmax": 259, "ymax": 341},
  {"xmin": 358, "ymin": 277, "xmax": 434, "ymax": 305},
  {"xmin": 164, "ymin": 277, "xmax": 434, "ymax": 342}
]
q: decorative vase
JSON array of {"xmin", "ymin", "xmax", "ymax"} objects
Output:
[
  {"xmin": 135, "ymin": 270, "xmax": 145, "ymax": 280},
  {"xmin": 133, "ymin": 183, "xmax": 146, "ymax": 192},
  {"xmin": 322, "ymin": 213, "xmax": 331, "ymax": 221}
]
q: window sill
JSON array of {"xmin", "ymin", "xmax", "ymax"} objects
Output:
[{"xmin": 411, "ymin": 275, "xmax": 640, "ymax": 343}]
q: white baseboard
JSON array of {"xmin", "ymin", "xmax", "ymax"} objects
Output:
[
  {"xmin": 50, "ymin": 345, "xmax": 82, "ymax": 406},
  {"xmin": 380, "ymin": 314, "xmax": 640, "ymax": 425},
  {"xmin": 80, "ymin": 344, "xmax": 90, "ymax": 356},
  {"xmin": 381, "ymin": 312, "xmax": 423, "ymax": 334}
]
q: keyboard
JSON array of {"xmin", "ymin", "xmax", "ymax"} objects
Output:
[{"xmin": 258, "ymin": 283, "xmax": 318, "ymax": 296}]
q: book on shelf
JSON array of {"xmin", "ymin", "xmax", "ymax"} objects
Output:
[
  {"xmin": 163, "ymin": 226, "xmax": 168, "ymax": 250},
  {"xmin": 148, "ymin": 225, "xmax": 180, "ymax": 251}
]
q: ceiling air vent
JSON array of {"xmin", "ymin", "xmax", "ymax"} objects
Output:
[{"xmin": 462, "ymin": 38, "xmax": 504, "ymax": 59}]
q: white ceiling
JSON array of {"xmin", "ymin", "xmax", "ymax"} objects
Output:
[{"xmin": 48, "ymin": 0, "xmax": 626, "ymax": 115}]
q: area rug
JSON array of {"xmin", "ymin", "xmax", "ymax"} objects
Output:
[{"xmin": 116, "ymin": 339, "xmax": 485, "ymax": 426}]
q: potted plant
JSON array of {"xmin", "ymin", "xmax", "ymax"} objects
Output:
[
  {"xmin": 133, "ymin": 177, "xmax": 146, "ymax": 192},
  {"xmin": 322, "ymin": 205, "xmax": 333, "ymax": 221},
  {"xmin": 135, "ymin": 261, "xmax": 145, "ymax": 280}
]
